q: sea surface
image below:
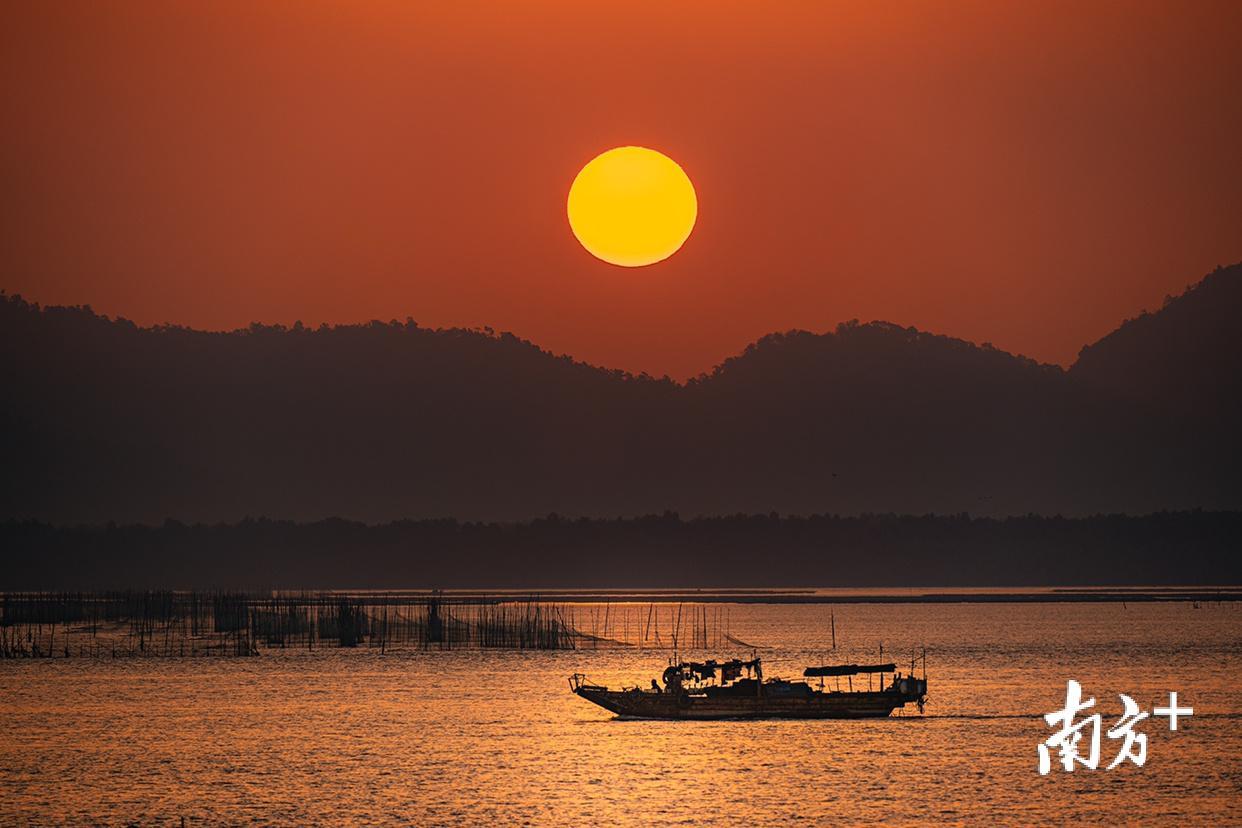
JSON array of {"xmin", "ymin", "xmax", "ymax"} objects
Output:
[{"xmin": 2, "ymin": 601, "xmax": 1240, "ymax": 825}]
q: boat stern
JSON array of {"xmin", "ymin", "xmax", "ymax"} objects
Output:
[{"xmin": 895, "ymin": 675, "xmax": 928, "ymax": 712}]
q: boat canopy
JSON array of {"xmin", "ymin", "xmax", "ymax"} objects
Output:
[{"xmin": 803, "ymin": 663, "xmax": 897, "ymax": 678}]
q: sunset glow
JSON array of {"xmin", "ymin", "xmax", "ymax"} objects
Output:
[{"xmin": 3, "ymin": 1, "xmax": 1241, "ymax": 824}]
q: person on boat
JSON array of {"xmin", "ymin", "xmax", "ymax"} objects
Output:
[{"xmin": 651, "ymin": 679, "xmax": 661, "ymax": 692}]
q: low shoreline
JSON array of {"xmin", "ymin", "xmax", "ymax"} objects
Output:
[{"xmin": 292, "ymin": 586, "xmax": 1242, "ymax": 604}]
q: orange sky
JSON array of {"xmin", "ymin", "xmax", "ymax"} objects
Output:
[{"xmin": 3, "ymin": 1, "xmax": 1240, "ymax": 379}]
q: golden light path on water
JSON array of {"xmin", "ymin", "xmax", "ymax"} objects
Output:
[{"xmin": 1, "ymin": 602, "xmax": 1240, "ymax": 824}]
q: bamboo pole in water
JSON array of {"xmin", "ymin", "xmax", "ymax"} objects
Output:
[{"xmin": 0, "ymin": 590, "xmax": 589, "ymax": 657}]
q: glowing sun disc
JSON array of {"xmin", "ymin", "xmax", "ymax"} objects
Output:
[{"xmin": 567, "ymin": 146, "xmax": 697, "ymax": 267}]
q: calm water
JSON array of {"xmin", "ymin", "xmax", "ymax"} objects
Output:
[{"xmin": 2, "ymin": 602, "xmax": 1240, "ymax": 825}]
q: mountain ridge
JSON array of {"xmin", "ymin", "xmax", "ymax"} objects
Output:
[
  {"xmin": 0, "ymin": 298, "xmax": 1064, "ymax": 388},
  {"xmin": 3, "ymin": 262, "xmax": 1238, "ymax": 523}
]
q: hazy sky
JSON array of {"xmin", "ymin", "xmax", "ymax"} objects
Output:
[{"xmin": 3, "ymin": 1, "xmax": 1240, "ymax": 378}]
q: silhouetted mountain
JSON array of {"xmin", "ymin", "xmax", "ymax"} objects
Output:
[
  {"xmin": 3, "ymin": 512, "xmax": 1239, "ymax": 590},
  {"xmin": 2, "ymin": 262, "xmax": 1239, "ymax": 524},
  {"xmin": 1072, "ymin": 264, "xmax": 1242, "ymax": 427}
]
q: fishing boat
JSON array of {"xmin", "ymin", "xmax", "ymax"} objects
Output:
[{"xmin": 569, "ymin": 657, "xmax": 927, "ymax": 719}]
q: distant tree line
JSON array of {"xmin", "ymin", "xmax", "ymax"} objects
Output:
[{"xmin": 2, "ymin": 511, "xmax": 1238, "ymax": 590}]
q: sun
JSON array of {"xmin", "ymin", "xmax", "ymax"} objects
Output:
[{"xmin": 567, "ymin": 146, "xmax": 697, "ymax": 267}]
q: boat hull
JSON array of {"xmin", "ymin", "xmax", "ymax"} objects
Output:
[{"xmin": 574, "ymin": 686, "xmax": 916, "ymax": 720}]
